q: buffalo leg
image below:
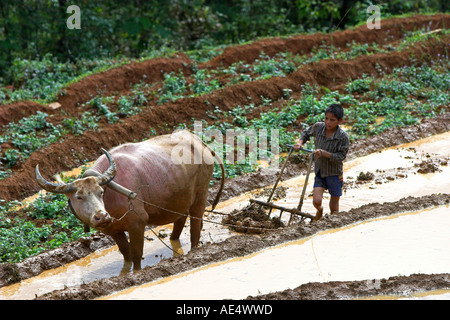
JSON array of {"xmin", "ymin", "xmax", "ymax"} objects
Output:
[
  {"xmin": 111, "ymin": 232, "xmax": 132, "ymax": 274},
  {"xmin": 170, "ymin": 215, "xmax": 187, "ymax": 241},
  {"xmin": 128, "ymin": 224, "xmax": 145, "ymax": 271},
  {"xmin": 188, "ymin": 196, "xmax": 206, "ymax": 248}
]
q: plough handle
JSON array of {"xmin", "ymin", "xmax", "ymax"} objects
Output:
[{"xmin": 286, "ymin": 145, "xmax": 313, "ymax": 153}]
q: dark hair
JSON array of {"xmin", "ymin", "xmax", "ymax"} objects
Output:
[{"xmin": 325, "ymin": 104, "xmax": 344, "ymax": 120}]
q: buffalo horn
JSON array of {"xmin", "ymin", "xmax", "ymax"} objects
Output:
[
  {"xmin": 96, "ymin": 148, "xmax": 117, "ymax": 186},
  {"xmin": 35, "ymin": 165, "xmax": 75, "ymax": 193}
]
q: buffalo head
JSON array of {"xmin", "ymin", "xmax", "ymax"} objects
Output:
[{"xmin": 35, "ymin": 148, "xmax": 117, "ymax": 229}]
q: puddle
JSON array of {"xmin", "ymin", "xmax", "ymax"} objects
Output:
[
  {"xmin": 268, "ymin": 131, "xmax": 450, "ymax": 219},
  {"xmin": 102, "ymin": 205, "xmax": 450, "ymax": 300}
]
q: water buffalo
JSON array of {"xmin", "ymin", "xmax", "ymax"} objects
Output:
[{"xmin": 35, "ymin": 130, "xmax": 224, "ymax": 272}]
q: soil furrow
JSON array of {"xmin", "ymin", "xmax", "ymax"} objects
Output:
[
  {"xmin": 204, "ymin": 14, "xmax": 450, "ymax": 68},
  {"xmin": 1, "ymin": 113, "xmax": 449, "ymax": 288},
  {"xmin": 246, "ymin": 273, "xmax": 450, "ymax": 300}
]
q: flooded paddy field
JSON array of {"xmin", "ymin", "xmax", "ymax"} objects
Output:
[
  {"xmin": 1, "ymin": 128, "xmax": 448, "ymax": 300},
  {"xmin": 0, "ymin": 14, "xmax": 449, "ymax": 300}
]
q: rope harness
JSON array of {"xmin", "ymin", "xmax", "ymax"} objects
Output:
[
  {"xmin": 113, "ymin": 184, "xmax": 294, "ymax": 233},
  {"xmin": 109, "ymin": 184, "xmax": 294, "ymax": 256}
]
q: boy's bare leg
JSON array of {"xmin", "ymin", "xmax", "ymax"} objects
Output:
[
  {"xmin": 330, "ymin": 196, "xmax": 340, "ymax": 214},
  {"xmin": 312, "ymin": 187, "xmax": 325, "ymax": 221}
]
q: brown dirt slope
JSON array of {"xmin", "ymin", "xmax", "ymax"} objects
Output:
[{"xmin": 204, "ymin": 13, "xmax": 449, "ymax": 68}]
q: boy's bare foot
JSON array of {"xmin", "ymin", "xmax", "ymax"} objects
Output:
[
  {"xmin": 313, "ymin": 207, "xmax": 323, "ymax": 222},
  {"xmin": 331, "ymin": 211, "xmax": 339, "ymax": 215}
]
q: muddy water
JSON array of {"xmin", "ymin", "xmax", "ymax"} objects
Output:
[
  {"xmin": 102, "ymin": 205, "xmax": 450, "ymax": 300},
  {"xmin": 1, "ymin": 131, "xmax": 449, "ymax": 299}
]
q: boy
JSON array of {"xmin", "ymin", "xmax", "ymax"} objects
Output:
[{"xmin": 293, "ymin": 104, "xmax": 350, "ymax": 221}]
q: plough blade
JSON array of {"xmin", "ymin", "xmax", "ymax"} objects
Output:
[{"xmin": 249, "ymin": 199, "xmax": 315, "ymax": 220}]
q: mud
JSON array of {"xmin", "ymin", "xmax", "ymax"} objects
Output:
[
  {"xmin": 0, "ymin": 234, "xmax": 114, "ymax": 288},
  {"xmin": 222, "ymin": 203, "xmax": 284, "ymax": 234},
  {"xmin": 246, "ymin": 273, "xmax": 450, "ymax": 300},
  {"xmin": 1, "ymin": 111, "xmax": 450, "ymax": 290},
  {"xmin": 210, "ymin": 112, "xmax": 450, "ymax": 203}
]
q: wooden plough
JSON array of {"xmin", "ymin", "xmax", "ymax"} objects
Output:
[{"xmin": 250, "ymin": 145, "xmax": 315, "ymax": 224}]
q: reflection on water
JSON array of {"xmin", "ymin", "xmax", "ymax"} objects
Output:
[{"xmin": 0, "ymin": 222, "xmax": 231, "ymax": 300}]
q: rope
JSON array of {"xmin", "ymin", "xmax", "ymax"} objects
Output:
[
  {"xmin": 146, "ymin": 227, "xmax": 181, "ymax": 256},
  {"xmin": 112, "ymin": 185, "xmax": 303, "ymax": 253},
  {"xmin": 126, "ymin": 184, "xmax": 288, "ymax": 232},
  {"xmin": 133, "ymin": 196, "xmax": 285, "ymax": 232}
]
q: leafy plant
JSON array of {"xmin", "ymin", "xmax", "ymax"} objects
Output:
[
  {"xmin": 158, "ymin": 71, "xmax": 187, "ymax": 104},
  {"xmin": 253, "ymin": 52, "xmax": 296, "ymax": 79},
  {"xmin": 88, "ymin": 96, "xmax": 119, "ymax": 123},
  {"xmin": 0, "ymin": 193, "xmax": 92, "ymax": 263},
  {"xmin": 190, "ymin": 69, "xmax": 221, "ymax": 95}
]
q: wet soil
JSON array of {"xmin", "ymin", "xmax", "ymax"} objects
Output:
[
  {"xmin": 247, "ymin": 273, "xmax": 450, "ymax": 300},
  {"xmin": 1, "ymin": 102, "xmax": 449, "ymax": 295}
]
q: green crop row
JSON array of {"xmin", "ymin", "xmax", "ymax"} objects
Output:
[
  {"xmin": 2, "ymin": 25, "xmax": 443, "ymax": 106},
  {"xmin": 0, "ymin": 59, "xmax": 447, "ymax": 264},
  {"xmin": 0, "ymin": 192, "xmax": 92, "ymax": 263},
  {"xmin": 0, "ymin": 111, "xmax": 98, "ymax": 178},
  {"xmin": 200, "ymin": 59, "xmax": 448, "ymax": 179}
]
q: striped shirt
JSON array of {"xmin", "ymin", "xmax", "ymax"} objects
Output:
[{"xmin": 300, "ymin": 122, "xmax": 350, "ymax": 177}]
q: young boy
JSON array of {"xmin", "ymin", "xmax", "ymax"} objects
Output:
[{"xmin": 293, "ymin": 104, "xmax": 350, "ymax": 221}]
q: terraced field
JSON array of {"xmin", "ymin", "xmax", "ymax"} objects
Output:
[{"xmin": 0, "ymin": 13, "xmax": 449, "ymax": 300}]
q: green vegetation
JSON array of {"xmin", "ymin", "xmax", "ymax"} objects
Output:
[
  {"xmin": 0, "ymin": 193, "xmax": 92, "ymax": 263},
  {"xmin": 1, "ymin": 53, "xmax": 130, "ymax": 104},
  {"xmin": 0, "ymin": 112, "xmax": 64, "ymax": 169},
  {"xmin": 0, "ymin": 27, "xmax": 447, "ymax": 181},
  {"xmin": 202, "ymin": 59, "xmax": 449, "ymax": 179}
]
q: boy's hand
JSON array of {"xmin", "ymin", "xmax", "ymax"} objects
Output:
[
  {"xmin": 314, "ymin": 149, "xmax": 329, "ymax": 158},
  {"xmin": 293, "ymin": 143, "xmax": 302, "ymax": 151}
]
